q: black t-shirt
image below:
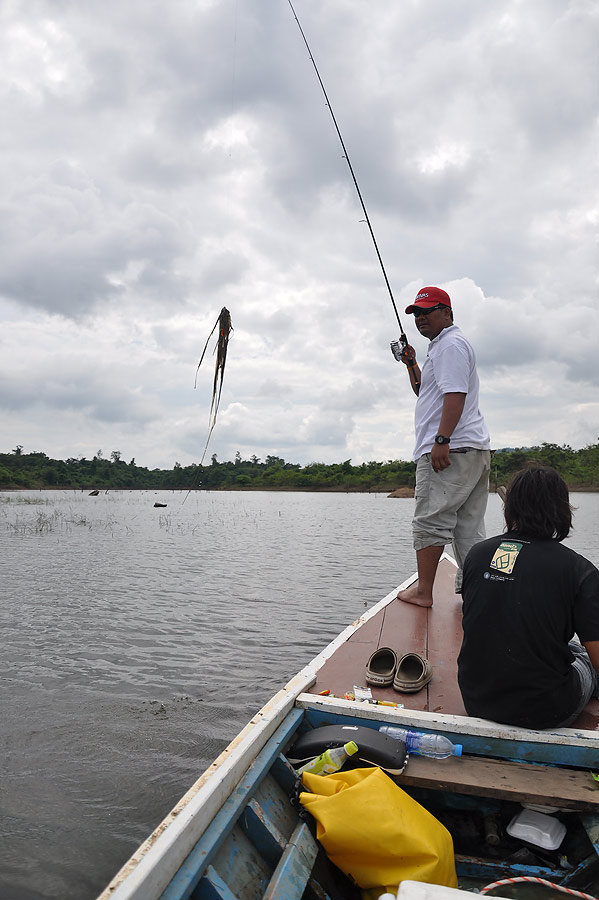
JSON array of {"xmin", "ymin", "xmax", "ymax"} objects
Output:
[{"xmin": 457, "ymin": 532, "xmax": 599, "ymax": 729}]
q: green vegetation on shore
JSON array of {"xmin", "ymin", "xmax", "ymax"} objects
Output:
[{"xmin": 1, "ymin": 442, "xmax": 599, "ymax": 492}]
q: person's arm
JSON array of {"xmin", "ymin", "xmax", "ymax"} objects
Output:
[
  {"xmin": 430, "ymin": 392, "xmax": 466, "ymax": 472},
  {"xmin": 399, "ymin": 344, "xmax": 421, "ymax": 396}
]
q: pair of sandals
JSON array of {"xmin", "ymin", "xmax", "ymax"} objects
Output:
[{"xmin": 365, "ymin": 647, "xmax": 432, "ymax": 693}]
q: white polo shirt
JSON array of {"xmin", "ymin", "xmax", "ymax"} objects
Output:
[{"xmin": 413, "ymin": 324, "xmax": 490, "ymax": 460}]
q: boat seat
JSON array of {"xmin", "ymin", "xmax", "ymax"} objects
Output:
[
  {"xmin": 261, "ymin": 821, "xmax": 318, "ymax": 900},
  {"xmin": 397, "ymin": 754, "xmax": 599, "ymax": 812}
]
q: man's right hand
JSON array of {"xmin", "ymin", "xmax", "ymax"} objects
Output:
[
  {"xmin": 392, "ymin": 341, "xmax": 421, "ymax": 395},
  {"xmin": 431, "ymin": 442, "xmax": 451, "ymax": 472},
  {"xmin": 400, "ymin": 344, "xmax": 416, "ymax": 367}
]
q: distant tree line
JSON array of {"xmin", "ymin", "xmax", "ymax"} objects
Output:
[{"xmin": 1, "ymin": 442, "xmax": 598, "ymax": 492}]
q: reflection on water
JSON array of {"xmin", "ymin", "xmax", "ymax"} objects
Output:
[{"xmin": 1, "ymin": 489, "xmax": 597, "ymax": 899}]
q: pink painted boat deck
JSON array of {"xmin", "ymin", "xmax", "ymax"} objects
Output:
[{"xmin": 308, "ymin": 557, "xmax": 599, "ymax": 731}]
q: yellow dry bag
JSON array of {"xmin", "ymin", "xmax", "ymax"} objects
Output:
[{"xmin": 299, "ymin": 766, "xmax": 458, "ymax": 900}]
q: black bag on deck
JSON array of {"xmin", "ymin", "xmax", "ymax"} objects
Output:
[{"xmin": 288, "ymin": 724, "xmax": 407, "ymax": 775}]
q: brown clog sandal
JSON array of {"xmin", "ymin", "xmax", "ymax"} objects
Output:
[
  {"xmin": 393, "ymin": 652, "xmax": 433, "ymax": 693},
  {"xmin": 365, "ymin": 647, "xmax": 398, "ymax": 686}
]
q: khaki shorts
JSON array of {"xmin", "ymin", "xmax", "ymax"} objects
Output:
[{"xmin": 413, "ymin": 449, "xmax": 491, "ymax": 571}]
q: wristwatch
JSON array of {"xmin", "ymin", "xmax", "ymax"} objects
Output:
[{"xmin": 434, "ymin": 434, "xmax": 451, "ymax": 445}]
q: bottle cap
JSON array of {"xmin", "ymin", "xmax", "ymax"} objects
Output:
[
  {"xmin": 454, "ymin": 744, "xmax": 463, "ymax": 757},
  {"xmin": 344, "ymin": 741, "xmax": 359, "ymax": 756}
]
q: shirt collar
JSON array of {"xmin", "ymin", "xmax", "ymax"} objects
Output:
[{"xmin": 429, "ymin": 323, "xmax": 458, "ymax": 346}]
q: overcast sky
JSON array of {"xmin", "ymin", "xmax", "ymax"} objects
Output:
[{"xmin": 1, "ymin": 0, "xmax": 597, "ymax": 469}]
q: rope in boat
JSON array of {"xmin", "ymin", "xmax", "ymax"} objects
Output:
[{"xmin": 481, "ymin": 876, "xmax": 598, "ymax": 900}]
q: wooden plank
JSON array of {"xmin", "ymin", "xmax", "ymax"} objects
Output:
[
  {"xmin": 344, "ymin": 611, "xmax": 385, "ymax": 644},
  {"xmin": 396, "ymin": 754, "xmax": 599, "ymax": 811},
  {"xmin": 378, "ymin": 594, "xmax": 428, "ymax": 657},
  {"xmin": 239, "ymin": 799, "xmax": 286, "ymax": 869},
  {"xmin": 262, "ymin": 822, "xmax": 319, "ymax": 900},
  {"xmin": 310, "ymin": 639, "xmax": 379, "ymax": 699},
  {"xmin": 270, "ymin": 755, "xmax": 301, "ymax": 795},
  {"xmin": 309, "ymin": 557, "xmax": 453, "ymax": 715},
  {"xmin": 251, "ymin": 774, "xmax": 298, "ymax": 846},
  {"xmin": 426, "ymin": 559, "xmax": 467, "ymax": 717},
  {"xmin": 310, "ymin": 590, "xmax": 430, "ymax": 711},
  {"xmin": 194, "ymin": 865, "xmax": 239, "ymax": 900},
  {"xmin": 307, "ymin": 602, "xmax": 385, "ymax": 697},
  {"xmin": 378, "ymin": 593, "xmax": 429, "ymax": 712},
  {"xmin": 208, "ymin": 826, "xmax": 272, "ymax": 900},
  {"xmin": 306, "ymin": 573, "xmax": 419, "ymax": 700}
]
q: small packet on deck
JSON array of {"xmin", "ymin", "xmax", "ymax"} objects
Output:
[{"xmin": 353, "ymin": 685, "xmax": 373, "ymax": 702}]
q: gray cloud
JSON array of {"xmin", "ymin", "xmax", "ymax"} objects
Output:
[
  {"xmin": 0, "ymin": 355, "xmax": 157, "ymax": 425},
  {"xmin": 0, "ymin": 0, "xmax": 596, "ymax": 467},
  {"xmin": 0, "ymin": 160, "xmax": 190, "ymax": 315}
]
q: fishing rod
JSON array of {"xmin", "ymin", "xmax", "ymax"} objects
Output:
[{"xmin": 286, "ymin": 0, "xmax": 419, "ymax": 388}]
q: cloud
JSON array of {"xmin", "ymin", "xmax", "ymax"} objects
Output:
[
  {"xmin": 0, "ymin": 161, "xmax": 190, "ymax": 316},
  {"xmin": 0, "ymin": 0, "xmax": 596, "ymax": 467}
]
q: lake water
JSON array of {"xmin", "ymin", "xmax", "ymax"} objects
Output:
[{"xmin": 1, "ymin": 489, "xmax": 598, "ymax": 900}]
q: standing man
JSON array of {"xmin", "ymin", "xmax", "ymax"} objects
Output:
[{"xmin": 396, "ymin": 286, "xmax": 491, "ymax": 607}]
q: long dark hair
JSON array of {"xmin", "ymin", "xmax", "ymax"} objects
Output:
[{"xmin": 504, "ymin": 466, "xmax": 573, "ymax": 541}]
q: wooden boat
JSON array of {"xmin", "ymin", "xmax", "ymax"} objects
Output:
[{"xmin": 98, "ymin": 555, "xmax": 599, "ymax": 900}]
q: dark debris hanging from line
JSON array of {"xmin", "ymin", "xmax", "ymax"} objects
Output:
[{"xmin": 194, "ymin": 307, "xmax": 233, "ymax": 465}]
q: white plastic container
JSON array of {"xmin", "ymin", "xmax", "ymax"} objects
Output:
[{"xmin": 506, "ymin": 808, "xmax": 566, "ymax": 850}]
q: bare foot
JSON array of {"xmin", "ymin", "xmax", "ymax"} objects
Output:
[{"xmin": 396, "ymin": 584, "xmax": 433, "ymax": 608}]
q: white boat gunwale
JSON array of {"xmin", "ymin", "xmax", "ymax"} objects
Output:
[{"xmin": 297, "ymin": 694, "xmax": 599, "ymax": 751}]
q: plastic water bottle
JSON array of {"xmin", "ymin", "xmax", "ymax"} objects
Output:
[
  {"xmin": 379, "ymin": 725, "xmax": 462, "ymax": 758},
  {"xmin": 298, "ymin": 741, "xmax": 359, "ymax": 775}
]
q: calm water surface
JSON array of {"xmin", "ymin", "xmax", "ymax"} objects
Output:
[{"xmin": 1, "ymin": 490, "xmax": 598, "ymax": 900}]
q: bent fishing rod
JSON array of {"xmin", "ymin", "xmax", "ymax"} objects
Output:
[{"xmin": 286, "ymin": 0, "xmax": 419, "ymax": 389}]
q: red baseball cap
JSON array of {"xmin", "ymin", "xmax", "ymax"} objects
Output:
[{"xmin": 405, "ymin": 286, "xmax": 451, "ymax": 314}]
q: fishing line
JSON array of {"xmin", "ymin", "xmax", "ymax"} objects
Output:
[
  {"xmin": 229, "ymin": 0, "xmax": 239, "ymax": 157},
  {"xmin": 286, "ymin": 0, "xmax": 408, "ymax": 346}
]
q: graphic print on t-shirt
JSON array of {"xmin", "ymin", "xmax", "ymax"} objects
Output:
[{"xmin": 489, "ymin": 541, "xmax": 523, "ymax": 575}]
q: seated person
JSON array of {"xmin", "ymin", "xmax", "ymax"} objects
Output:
[{"xmin": 458, "ymin": 466, "xmax": 599, "ymax": 729}]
